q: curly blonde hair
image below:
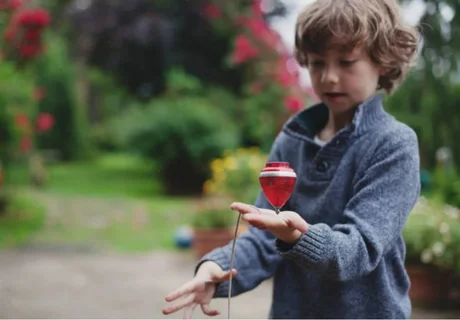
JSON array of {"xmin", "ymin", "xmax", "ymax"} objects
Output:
[{"xmin": 294, "ymin": 0, "xmax": 420, "ymax": 93}]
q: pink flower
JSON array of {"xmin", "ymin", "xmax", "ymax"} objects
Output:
[
  {"xmin": 17, "ymin": 8, "xmax": 51, "ymax": 28},
  {"xmin": 202, "ymin": 3, "xmax": 221, "ymax": 19},
  {"xmin": 36, "ymin": 112, "xmax": 54, "ymax": 133},
  {"xmin": 231, "ymin": 34, "xmax": 259, "ymax": 64},
  {"xmin": 284, "ymin": 96, "xmax": 304, "ymax": 112},
  {"xmin": 252, "ymin": 0, "xmax": 263, "ymax": 16},
  {"xmin": 15, "ymin": 113, "xmax": 30, "ymax": 129},
  {"xmin": 32, "ymin": 86, "xmax": 47, "ymax": 101},
  {"xmin": 19, "ymin": 137, "xmax": 32, "ymax": 153}
]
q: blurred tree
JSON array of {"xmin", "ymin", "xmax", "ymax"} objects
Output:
[
  {"xmin": 386, "ymin": 0, "xmax": 460, "ymax": 169},
  {"xmin": 64, "ymin": 0, "xmax": 287, "ymax": 99}
]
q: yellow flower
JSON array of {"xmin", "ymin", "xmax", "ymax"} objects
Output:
[
  {"xmin": 223, "ymin": 156, "xmax": 237, "ymax": 170},
  {"xmin": 214, "ymin": 171, "xmax": 226, "ymax": 183},
  {"xmin": 203, "ymin": 180, "xmax": 216, "ymax": 195},
  {"xmin": 210, "ymin": 159, "xmax": 224, "ymax": 174}
]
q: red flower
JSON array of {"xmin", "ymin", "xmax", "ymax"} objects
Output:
[
  {"xmin": 250, "ymin": 81, "xmax": 263, "ymax": 94},
  {"xmin": 202, "ymin": 3, "xmax": 221, "ymax": 19},
  {"xmin": 0, "ymin": 0, "xmax": 21, "ymax": 11},
  {"xmin": 25, "ymin": 29, "xmax": 40, "ymax": 41},
  {"xmin": 9, "ymin": 0, "xmax": 21, "ymax": 10},
  {"xmin": 17, "ymin": 8, "xmax": 50, "ymax": 28},
  {"xmin": 231, "ymin": 35, "xmax": 259, "ymax": 64},
  {"xmin": 32, "ymin": 86, "xmax": 47, "ymax": 101},
  {"xmin": 19, "ymin": 136, "xmax": 32, "ymax": 153},
  {"xmin": 19, "ymin": 43, "xmax": 43, "ymax": 58},
  {"xmin": 252, "ymin": 0, "xmax": 263, "ymax": 16},
  {"xmin": 284, "ymin": 96, "xmax": 304, "ymax": 112},
  {"xmin": 15, "ymin": 113, "xmax": 30, "ymax": 129},
  {"xmin": 3, "ymin": 26, "xmax": 17, "ymax": 42},
  {"xmin": 36, "ymin": 112, "xmax": 54, "ymax": 133}
]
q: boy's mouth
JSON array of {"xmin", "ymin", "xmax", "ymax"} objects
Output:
[{"xmin": 324, "ymin": 92, "xmax": 346, "ymax": 97}]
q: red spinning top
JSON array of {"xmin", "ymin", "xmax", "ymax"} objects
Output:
[{"xmin": 259, "ymin": 162, "xmax": 296, "ymax": 213}]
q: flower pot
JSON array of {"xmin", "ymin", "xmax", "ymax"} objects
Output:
[
  {"xmin": 406, "ymin": 264, "xmax": 452, "ymax": 308},
  {"xmin": 193, "ymin": 227, "xmax": 234, "ymax": 258}
]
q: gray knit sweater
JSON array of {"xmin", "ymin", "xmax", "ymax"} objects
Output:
[{"xmin": 197, "ymin": 94, "xmax": 420, "ymax": 319}]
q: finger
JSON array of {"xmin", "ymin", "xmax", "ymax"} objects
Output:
[
  {"xmin": 201, "ymin": 303, "xmax": 220, "ymax": 316},
  {"xmin": 163, "ymin": 293, "xmax": 195, "ymax": 315},
  {"xmin": 230, "ymin": 202, "xmax": 259, "ymax": 214},
  {"xmin": 165, "ymin": 280, "xmax": 197, "ymax": 302},
  {"xmin": 183, "ymin": 303, "xmax": 197, "ymax": 320},
  {"xmin": 230, "ymin": 202, "xmax": 274, "ymax": 215},
  {"xmin": 242, "ymin": 216, "xmax": 267, "ymax": 230},
  {"xmin": 243, "ymin": 213, "xmax": 286, "ymax": 229},
  {"xmin": 212, "ymin": 268, "xmax": 237, "ymax": 282},
  {"xmin": 280, "ymin": 211, "xmax": 309, "ymax": 233}
]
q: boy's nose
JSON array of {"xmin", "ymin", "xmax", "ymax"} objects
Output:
[{"xmin": 321, "ymin": 67, "xmax": 339, "ymax": 84}]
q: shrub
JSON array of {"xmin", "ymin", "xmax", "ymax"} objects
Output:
[
  {"xmin": 204, "ymin": 147, "xmax": 268, "ymax": 204},
  {"xmin": 34, "ymin": 34, "xmax": 92, "ymax": 161},
  {"xmin": 115, "ymin": 97, "xmax": 240, "ymax": 195},
  {"xmin": 404, "ymin": 197, "xmax": 460, "ymax": 274}
]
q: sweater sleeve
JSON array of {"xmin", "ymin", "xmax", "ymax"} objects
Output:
[
  {"xmin": 194, "ymin": 136, "xmax": 285, "ymax": 298},
  {"xmin": 276, "ymin": 129, "xmax": 421, "ymax": 281}
]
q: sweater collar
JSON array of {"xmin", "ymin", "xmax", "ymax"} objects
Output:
[{"xmin": 283, "ymin": 94, "xmax": 388, "ymax": 140}]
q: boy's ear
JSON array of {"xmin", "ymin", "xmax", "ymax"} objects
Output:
[{"xmin": 379, "ymin": 66, "xmax": 390, "ymax": 76}]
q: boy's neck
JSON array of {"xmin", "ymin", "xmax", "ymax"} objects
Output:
[{"xmin": 319, "ymin": 108, "xmax": 356, "ymax": 141}]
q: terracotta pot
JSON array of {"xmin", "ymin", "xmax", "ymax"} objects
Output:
[
  {"xmin": 406, "ymin": 264, "xmax": 452, "ymax": 308},
  {"xmin": 193, "ymin": 227, "xmax": 234, "ymax": 259}
]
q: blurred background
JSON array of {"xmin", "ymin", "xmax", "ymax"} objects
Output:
[{"xmin": 1, "ymin": 0, "xmax": 460, "ymax": 318}]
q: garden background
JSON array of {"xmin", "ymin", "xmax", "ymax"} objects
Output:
[{"xmin": 2, "ymin": 0, "xmax": 460, "ymax": 318}]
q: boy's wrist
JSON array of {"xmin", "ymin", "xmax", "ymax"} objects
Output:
[
  {"xmin": 196, "ymin": 260, "xmax": 223, "ymax": 278},
  {"xmin": 279, "ymin": 230, "xmax": 302, "ymax": 245}
]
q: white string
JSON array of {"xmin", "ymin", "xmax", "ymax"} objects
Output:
[
  {"xmin": 228, "ymin": 205, "xmax": 261, "ymax": 319},
  {"xmin": 228, "ymin": 213, "xmax": 241, "ymax": 319}
]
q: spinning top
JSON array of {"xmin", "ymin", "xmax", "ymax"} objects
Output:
[{"xmin": 259, "ymin": 162, "xmax": 297, "ymax": 213}]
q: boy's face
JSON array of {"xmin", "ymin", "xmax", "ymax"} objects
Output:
[{"xmin": 306, "ymin": 44, "xmax": 384, "ymax": 114}]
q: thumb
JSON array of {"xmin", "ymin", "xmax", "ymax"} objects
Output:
[
  {"xmin": 282, "ymin": 211, "xmax": 309, "ymax": 233},
  {"xmin": 211, "ymin": 268, "xmax": 237, "ymax": 283}
]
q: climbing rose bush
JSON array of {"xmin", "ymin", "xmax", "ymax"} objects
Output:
[{"xmin": 202, "ymin": 0, "xmax": 317, "ymax": 114}]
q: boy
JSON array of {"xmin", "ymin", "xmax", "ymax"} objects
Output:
[{"xmin": 163, "ymin": 0, "xmax": 421, "ymax": 318}]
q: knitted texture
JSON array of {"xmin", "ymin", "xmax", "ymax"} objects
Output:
[{"xmin": 196, "ymin": 94, "xmax": 420, "ymax": 319}]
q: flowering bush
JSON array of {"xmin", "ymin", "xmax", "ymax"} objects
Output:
[
  {"xmin": 202, "ymin": 0, "xmax": 317, "ymax": 112},
  {"xmin": 0, "ymin": 1, "xmax": 53, "ymax": 192},
  {"xmin": 1, "ymin": 0, "xmax": 50, "ymax": 62},
  {"xmin": 404, "ymin": 196, "xmax": 460, "ymax": 274},
  {"xmin": 203, "ymin": 147, "xmax": 268, "ymax": 204},
  {"xmin": 200, "ymin": 0, "xmax": 318, "ymax": 150}
]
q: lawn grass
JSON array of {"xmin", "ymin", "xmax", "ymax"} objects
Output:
[
  {"xmin": 3, "ymin": 153, "xmax": 199, "ymax": 252},
  {"xmin": 0, "ymin": 193, "xmax": 46, "ymax": 249},
  {"xmin": 7, "ymin": 153, "xmax": 161, "ymax": 199}
]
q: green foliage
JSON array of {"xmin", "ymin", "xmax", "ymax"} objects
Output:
[
  {"xmin": 114, "ymin": 97, "xmax": 240, "ymax": 195},
  {"xmin": 241, "ymin": 82, "xmax": 290, "ymax": 152},
  {"xmin": 0, "ymin": 193, "xmax": 46, "ymax": 248},
  {"xmin": 191, "ymin": 207, "xmax": 234, "ymax": 229},
  {"xmin": 428, "ymin": 165, "xmax": 460, "ymax": 208},
  {"xmin": 204, "ymin": 147, "xmax": 268, "ymax": 204},
  {"xmin": 8, "ymin": 153, "xmax": 158, "ymax": 199},
  {"xmin": 404, "ymin": 197, "xmax": 460, "ymax": 275},
  {"xmin": 34, "ymin": 34, "xmax": 92, "ymax": 161},
  {"xmin": 0, "ymin": 61, "xmax": 36, "ymax": 165},
  {"xmin": 86, "ymin": 68, "xmax": 131, "ymax": 151}
]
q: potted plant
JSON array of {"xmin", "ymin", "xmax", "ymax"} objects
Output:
[
  {"xmin": 403, "ymin": 196, "xmax": 460, "ymax": 308},
  {"xmin": 191, "ymin": 203, "xmax": 235, "ymax": 258}
]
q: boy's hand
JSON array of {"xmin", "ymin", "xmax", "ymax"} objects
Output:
[
  {"xmin": 162, "ymin": 261, "xmax": 236, "ymax": 319},
  {"xmin": 230, "ymin": 202, "xmax": 309, "ymax": 244}
]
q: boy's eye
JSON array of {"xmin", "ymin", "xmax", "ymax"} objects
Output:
[
  {"xmin": 310, "ymin": 60, "xmax": 324, "ymax": 68},
  {"xmin": 340, "ymin": 60, "xmax": 356, "ymax": 67}
]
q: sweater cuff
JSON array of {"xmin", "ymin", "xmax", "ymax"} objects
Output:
[
  {"xmin": 276, "ymin": 223, "xmax": 329, "ymax": 269},
  {"xmin": 194, "ymin": 249, "xmax": 231, "ymax": 298}
]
